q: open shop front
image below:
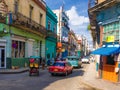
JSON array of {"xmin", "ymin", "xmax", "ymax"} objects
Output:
[{"xmin": 92, "ymin": 44, "xmax": 120, "ymax": 82}]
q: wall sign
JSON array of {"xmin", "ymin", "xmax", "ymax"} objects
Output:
[{"xmin": 106, "ymin": 36, "xmax": 114, "ymax": 42}]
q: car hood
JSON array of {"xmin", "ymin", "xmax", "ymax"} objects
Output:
[
  {"xmin": 49, "ymin": 66, "xmax": 64, "ymax": 69},
  {"xmin": 68, "ymin": 60, "xmax": 78, "ymax": 64}
]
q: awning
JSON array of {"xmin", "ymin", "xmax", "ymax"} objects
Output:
[{"xmin": 91, "ymin": 46, "xmax": 120, "ymax": 55}]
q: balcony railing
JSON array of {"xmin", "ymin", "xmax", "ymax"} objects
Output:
[
  {"xmin": 0, "ymin": 13, "xmax": 6, "ymax": 23},
  {"xmin": 88, "ymin": 0, "xmax": 97, "ymax": 9},
  {"xmin": 46, "ymin": 30, "xmax": 57, "ymax": 38},
  {"xmin": 0, "ymin": 12, "xmax": 47, "ymax": 36}
]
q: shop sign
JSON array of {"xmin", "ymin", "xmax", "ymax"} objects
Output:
[
  {"xmin": 57, "ymin": 42, "xmax": 62, "ymax": 48},
  {"xmin": 106, "ymin": 36, "xmax": 114, "ymax": 42},
  {"xmin": 62, "ymin": 48, "xmax": 65, "ymax": 52}
]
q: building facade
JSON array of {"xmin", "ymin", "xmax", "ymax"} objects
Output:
[
  {"xmin": 68, "ymin": 30, "xmax": 78, "ymax": 56},
  {"xmin": 53, "ymin": 6, "xmax": 70, "ymax": 58},
  {"xmin": 46, "ymin": 6, "xmax": 57, "ymax": 62},
  {"xmin": 0, "ymin": 0, "xmax": 46, "ymax": 68},
  {"xmin": 88, "ymin": 0, "xmax": 120, "ymax": 82}
]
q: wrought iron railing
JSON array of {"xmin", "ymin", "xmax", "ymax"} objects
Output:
[
  {"xmin": 46, "ymin": 30, "xmax": 57, "ymax": 38},
  {"xmin": 12, "ymin": 12, "xmax": 47, "ymax": 35},
  {"xmin": 88, "ymin": 0, "xmax": 97, "ymax": 9},
  {"xmin": 0, "ymin": 12, "xmax": 47, "ymax": 35},
  {"xmin": 0, "ymin": 13, "xmax": 6, "ymax": 23}
]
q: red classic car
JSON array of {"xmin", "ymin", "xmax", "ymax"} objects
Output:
[{"xmin": 48, "ymin": 61, "xmax": 73, "ymax": 76}]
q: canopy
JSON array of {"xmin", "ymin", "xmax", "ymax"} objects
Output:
[{"xmin": 91, "ymin": 47, "xmax": 120, "ymax": 55}]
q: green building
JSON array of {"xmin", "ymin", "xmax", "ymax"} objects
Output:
[
  {"xmin": 0, "ymin": 13, "xmax": 46, "ymax": 69},
  {"xmin": 46, "ymin": 6, "xmax": 57, "ymax": 63},
  {"xmin": 0, "ymin": 0, "xmax": 47, "ymax": 69}
]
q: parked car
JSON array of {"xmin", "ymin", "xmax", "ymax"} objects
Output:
[
  {"xmin": 48, "ymin": 61, "xmax": 73, "ymax": 76},
  {"xmin": 66, "ymin": 56, "xmax": 82, "ymax": 68},
  {"xmin": 81, "ymin": 56, "xmax": 90, "ymax": 63}
]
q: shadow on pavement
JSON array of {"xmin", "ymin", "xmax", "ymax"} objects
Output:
[{"xmin": 0, "ymin": 65, "xmax": 89, "ymax": 90}]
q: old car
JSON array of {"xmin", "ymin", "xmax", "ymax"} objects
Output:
[
  {"xmin": 48, "ymin": 61, "xmax": 73, "ymax": 76},
  {"xmin": 66, "ymin": 56, "xmax": 82, "ymax": 68},
  {"xmin": 81, "ymin": 56, "xmax": 90, "ymax": 64}
]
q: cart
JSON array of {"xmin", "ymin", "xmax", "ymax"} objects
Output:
[{"xmin": 29, "ymin": 56, "xmax": 40, "ymax": 76}]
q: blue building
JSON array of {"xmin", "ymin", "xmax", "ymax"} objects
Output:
[{"xmin": 53, "ymin": 6, "xmax": 70, "ymax": 58}]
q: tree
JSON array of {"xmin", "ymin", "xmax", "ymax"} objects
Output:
[{"xmin": 87, "ymin": 24, "xmax": 91, "ymax": 30}]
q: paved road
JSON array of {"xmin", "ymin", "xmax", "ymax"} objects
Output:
[{"xmin": 0, "ymin": 64, "xmax": 96, "ymax": 90}]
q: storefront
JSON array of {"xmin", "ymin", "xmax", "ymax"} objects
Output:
[
  {"xmin": 92, "ymin": 43, "xmax": 120, "ymax": 82},
  {"xmin": 0, "ymin": 23, "xmax": 46, "ymax": 69}
]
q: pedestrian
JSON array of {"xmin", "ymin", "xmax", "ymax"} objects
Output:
[
  {"xmin": 39, "ymin": 57, "xmax": 42, "ymax": 65},
  {"xmin": 42, "ymin": 58, "xmax": 45, "ymax": 70},
  {"xmin": 47, "ymin": 59, "xmax": 50, "ymax": 66}
]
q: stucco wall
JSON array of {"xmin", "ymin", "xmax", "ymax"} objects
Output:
[
  {"xmin": 98, "ymin": 0, "xmax": 106, "ymax": 4},
  {"xmin": 5, "ymin": 0, "xmax": 46, "ymax": 27}
]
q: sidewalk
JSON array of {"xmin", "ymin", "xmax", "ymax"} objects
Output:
[
  {"xmin": 82, "ymin": 62, "xmax": 120, "ymax": 90},
  {"xmin": 0, "ymin": 65, "xmax": 47, "ymax": 74},
  {"xmin": 0, "ymin": 67, "xmax": 29, "ymax": 74}
]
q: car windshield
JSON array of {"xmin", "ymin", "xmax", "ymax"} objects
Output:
[
  {"xmin": 83, "ymin": 56, "xmax": 89, "ymax": 59},
  {"xmin": 68, "ymin": 58, "xmax": 79, "ymax": 60},
  {"xmin": 53, "ymin": 62, "xmax": 65, "ymax": 66}
]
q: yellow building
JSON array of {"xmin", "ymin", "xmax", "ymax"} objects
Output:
[
  {"xmin": 0, "ymin": 0, "xmax": 46, "ymax": 68},
  {"xmin": 5, "ymin": 0, "xmax": 46, "ymax": 27}
]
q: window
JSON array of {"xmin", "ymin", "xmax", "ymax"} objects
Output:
[
  {"xmin": 29, "ymin": 5, "xmax": 33, "ymax": 20},
  {"xmin": 53, "ymin": 25, "xmax": 56, "ymax": 33},
  {"xmin": 47, "ymin": 53, "xmax": 50, "ymax": 59},
  {"xmin": 14, "ymin": 1, "xmax": 19, "ymax": 13},
  {"xmin": 53, "ymin": 62, "xmax": 65, "ymax": 66},
  {"xmin": 40, "ymin": 13, "xmax": 43, "ymax": 25},
  {"xmin": 48, "ymin": 21, "xmax": 51, "ymax": 30},
  {"xmin": 106, "ymin": 55, "xmax": 115, "ymax": 65},
  {"xmin": 12, "ymin": 40, "xmax": 25, "ymax": 58},
  {"xmin": 40, "ymin": 41, "xmax": 42, "ymax": 56}
]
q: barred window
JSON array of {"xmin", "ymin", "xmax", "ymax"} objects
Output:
[
  {"xmin": 14, "ymin": 1, "xmax": 19, "ymax": 14},
  {"xmin": 12, "ymin": 40, "xmax": 25, "ymax": 58},
  {"xmin": 48, "ymin": 21, "xmax": 51, "ymax": 30}
]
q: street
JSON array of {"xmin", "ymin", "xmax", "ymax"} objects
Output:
[{"xmin": 0, "ymin": 64, "xmax": 97, "ymax": 90}]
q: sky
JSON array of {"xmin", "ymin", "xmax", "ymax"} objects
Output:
[{"xmin": 45, "ymin": 0, "xmax": 92, "ymax": 44}]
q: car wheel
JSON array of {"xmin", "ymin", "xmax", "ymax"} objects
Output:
[
  {"xmin": 29, "ymin": 72, "xmax": 31, "ymax": 76},
  {"xmin": 37, "ymin": 71, "xmax": 39, "ymax": 76},
  {"xmin": 78, "ymin": 65, "xmax": 81, "ymax": 68},
  {"xmin": 51, "ymin": 73, "xmax": 54, "ymax": 76},
  {"xmin": 65, "ymin": 71, "xmax": 68, "ymax": 76}
]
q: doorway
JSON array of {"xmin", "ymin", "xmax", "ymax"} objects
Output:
[{"xmin": 0, "ymin": 46, "xmax": 6, "ymax": 68}]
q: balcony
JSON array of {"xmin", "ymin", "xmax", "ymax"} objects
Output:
[
  {"xmin": 88, "ymin": 0, "xmax": 97, "ymax": 9},
  {"xmin": 46, "ymin": 30, "xmax": 57, "ymax": 39},
  {"xmin": 88, "ymin": 0, "xmax": 117, "ymax": 13},
  {"xmin": 0, "ymin": 12, "xmax": 47, "ymax": 36},
  {"xmin": 0, "ymin": 13, "xmax": 6, "ymax": 23}
]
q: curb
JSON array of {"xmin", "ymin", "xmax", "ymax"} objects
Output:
[
  {"xmin": 81, "ymin": 63, "xmax": 103, "ymax": 90},
  {"xmin": 0, "ymin": 66, "xmax": 48, "ymax": 74},
  {"xmin": 0, "ymin": 69, "xmax": 29, "ymax": 74},
  {"xmin": 82, "ymin": 81, "xmax": 103, "ymax": 90}
]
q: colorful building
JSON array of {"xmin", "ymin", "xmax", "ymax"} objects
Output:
[
  {"xmin": 68, "ymin": 30, "xmax": 78, "ymax": 56},
  {"xmin": 53, "ymin": 6, "xmax": 70, "ymax": 58},
  {"xmin": 0, "ymin": 0, "xmax": 46, "ymax": 69},
  {"xmin": 88, "ymin": 0, "xmax": 120, "ymax": 82},
  {"xmin": 46, "ymin": 6, "xmax": 57, "ymax": 62}
]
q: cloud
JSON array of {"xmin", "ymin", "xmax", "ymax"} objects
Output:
[
  {"xmin": 66, "ymin": 6, "xmax": 89, "ymax": 26},
  {"xmin": 66, "ymin": 6, "xmax": 92, "ymax": 43}
]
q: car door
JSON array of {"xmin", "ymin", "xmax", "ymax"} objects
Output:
[{"xmin": 66, "ymin": 62, "xmax": 72, "ymax": 73}]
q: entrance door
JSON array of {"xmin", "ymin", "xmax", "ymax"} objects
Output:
[
  {"xmin": 0, "ymin": 46, "xmax": 5, "ymax": 68},
  {"xmin": 28, "ymin": 41, "xmax": 33, "ymax": 57}
]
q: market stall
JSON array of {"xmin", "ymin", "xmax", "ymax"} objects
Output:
[{"xmin": 92, "ymin": 43, "xmax": 120, "ymax": 82}]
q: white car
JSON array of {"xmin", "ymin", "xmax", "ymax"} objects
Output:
[{"xmin": 81, "ymin": 57, "xmax": 90, "ymax": 63}]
